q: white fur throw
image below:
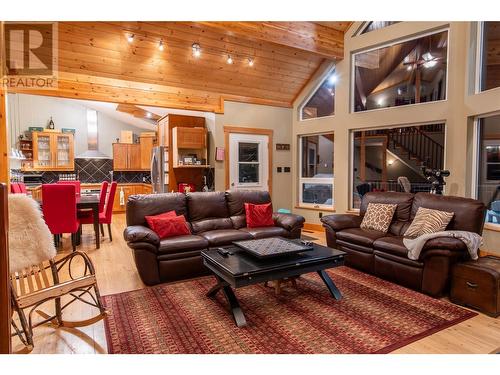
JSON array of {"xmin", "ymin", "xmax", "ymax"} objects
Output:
[{"xmin": 8, "ymin": 194, "xmax": 56, "ymax": 273}]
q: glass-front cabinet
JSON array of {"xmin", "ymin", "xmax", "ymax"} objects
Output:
[{"xmin": 32, "ymin": 132, "xmax": 74, "ymax": 171}]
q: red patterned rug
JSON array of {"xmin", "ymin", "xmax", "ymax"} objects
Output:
[{"xmin": 102, "ymin": 267, "xmax": 476, "ymax": 354}]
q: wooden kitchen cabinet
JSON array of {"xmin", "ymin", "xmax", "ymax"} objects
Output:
[
  {"xmin": 176, "ymin": 127, "xmax": 206, "ymax": 149},
  {"xmin": 139, "ymin": 135, "xmax": 155, "ymax": 171},
  {"xmin": 113, "ymin": 143, "xmax": 142, "ymax": 171},
  {"xmin": 32, "ymin": 132, "xmax": 74, "ymax": 171},
  {"xmin": 112, "ymin": 183, "xmax": 153, "ymax": 212},
  {"xmin": 128, "ymin": 144, "xmax": 141, "ymax": 170}
]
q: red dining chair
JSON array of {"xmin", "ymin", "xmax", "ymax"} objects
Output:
[
  {"xmin": 17, "ymin": 182, "xmax": 28, "ymax": 194},
  {"xmin": 57, "ymin": 181, "xmax": 81, "ymax": 197},
  {"xmin": 77, "ymin": 181, "xmax": 108, "ymax": 219},
  {"xmin": 10, "ymin": 183, "xmax": 22, "ymax": 194},
  {"xmin": 80, "ymin": 182, "xmax": 117, "ymax": 242},
  {"xmin": 42, "ymin": 184, "xmax": 81, "ymax": 251}
]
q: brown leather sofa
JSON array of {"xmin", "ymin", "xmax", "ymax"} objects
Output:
[
  {"xmin": 123, "ymin": 191, "xmax": 305, "ymax": 285},
  {"xmin": 321, "ymin": 192, "xmax": 486, "ymax": 296}
]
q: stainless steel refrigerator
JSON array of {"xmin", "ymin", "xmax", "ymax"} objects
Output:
[{"xmin": 151, "ymin": 146, "xmax": 168, "ymax": 193}]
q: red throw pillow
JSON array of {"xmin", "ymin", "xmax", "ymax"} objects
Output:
[
  {"xmin": 145, "ymin": 210, "xmax": 176, "ymax": 229},
  {"xmin": 245, "ymin": 202, "xmax": 274, "ymax": 228},
  {"xmin": 145, "ymin": 211, "xmax": 190, "ymax": 239}
]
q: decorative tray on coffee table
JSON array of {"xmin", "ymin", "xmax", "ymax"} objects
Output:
[{"xmin": 232, "ymin": 237, "xmax": 313, "ymax": 259}]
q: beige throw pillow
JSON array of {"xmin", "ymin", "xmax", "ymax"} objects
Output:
[
  {"xmin": 360, "ymin": 203, "xmax": 397, "ymax": 233},
  {"xmin": 404, "ymin": 207, "xmax": 454, "ymax": 238}
]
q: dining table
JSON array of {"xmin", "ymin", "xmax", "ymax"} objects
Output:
[
  {"xmin": 77, "ymin": 194, "xmax": 101, "ymax": 249},
  {"xmin": 37, "ymin": 193, "xmax": 101, "ymax": 249}
]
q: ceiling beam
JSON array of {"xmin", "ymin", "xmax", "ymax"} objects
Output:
[{"xmin": 195, "ymin": 22, "xmax": 345, "ymax": 60}]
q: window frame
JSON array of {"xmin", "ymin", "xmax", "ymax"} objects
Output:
[
  {"xmin": 475, "ymin": 21, "xmax": 500, "ymax": 94},
  {"xmin": 471, "ymin": 111, "xmax": 500, "ymax": 201},
  {"xmin": 299, "ymin": 66, "xmax": 336, "ymax": 122},
  {"xmin": 298, "ymin": 133, "xmax": 335, "ymax": 209},
  {"xmin": 348, "ymin": 122, "xmax": 447, "ymax": 210},
  {"xmin": 350, "ymin": 27, "xmax": 450, "ymax": 113}
]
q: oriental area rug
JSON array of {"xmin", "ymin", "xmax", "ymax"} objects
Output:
[{"xmin": 102, "ymin": 267, "xmax": 476, "ymax": 354}]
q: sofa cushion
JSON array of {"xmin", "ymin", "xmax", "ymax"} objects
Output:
[
  {"xmin": 336, "ymin": 228, "xmax": 387, "ymax": 248},
  {"xmin": 373, "ymin": 235, "xmax": 468, "ymax": 260},
  {"xmin": 240, "ymin": 226, "xmax": 288, "ymax": 239},
  {"xmin": 230, "ymin": 215, "xmax": 246, "ymax": 229},
  {"xmin": 200, "ymin": 229, "xmax": 253, "ymax": 246},
  {"xmin": 158, "ymin": 234, "xmax": 209, "ymax": 255},
  {"xmin": 190, "ymin": 217, "xmax": 234, "ymax": 234},
  {"xmin": 373, "ymin": 236, "xmax": 408, "ymax": 258},
  {"xmin": 360, "ymin": 192, "xmax": 414, "ymax": 222},
  {"xmin": 186, "ymin": 192, "xmax": 229, "ymax": 222},
  {"xmin": 226, "ymin": 190, "xmax": 271, "ymax": 216},
  {"xmin": 411, "ymin": 193, "xmax": 486, "ymax": 234},
  {"xmin": 126, "ymin": 193, "xmax": 187, "ymax": 227}
]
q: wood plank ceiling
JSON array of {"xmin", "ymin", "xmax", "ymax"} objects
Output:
[{"xmin": 10, "ymin": 22, "xmax": 351, "ymax": 112}]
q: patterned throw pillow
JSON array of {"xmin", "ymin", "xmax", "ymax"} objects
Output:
[
  {"xmin": 404, "ymin": 207, "xmax": 454, "ymax": 238},
  {"xmin": 360, "ymin": 203, "xmax": 397, "ymax": 233}
]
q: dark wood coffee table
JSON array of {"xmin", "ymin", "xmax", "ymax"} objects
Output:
[{"xmin": 201, "ymin": 239, "xmax": 345, "ymax": 327}]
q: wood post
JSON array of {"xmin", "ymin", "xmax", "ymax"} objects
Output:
[
  {"xmin": 360, "ymin": 131, "xmax": 366, "ymax": 182},
  {"xmin": 0, "ymin": 184, "xmax": 11, "ymax": 354},
  {"xmin": 0, "ymin": 88, "xmax": 8, "ymax": 185}
]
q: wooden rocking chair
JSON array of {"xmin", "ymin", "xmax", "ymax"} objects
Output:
[{"xmin": 10, "ymin": 251, "xmax": 107, "ymax": 353}]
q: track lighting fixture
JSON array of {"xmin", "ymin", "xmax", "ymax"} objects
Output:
[
  {"xmin": 127, "ymin": 34, "xmax": 135, "ymax": 43},
  {"xmin": 158, "ymin": 40, "xmax": 164, "ymax": 51},
  {"xmin": 248, "ymin": 58, "xmax": 254, "ymax": 67},
  {"xmin": 226, "ymin": 55, "xmax": 233, "ymax": 64}
]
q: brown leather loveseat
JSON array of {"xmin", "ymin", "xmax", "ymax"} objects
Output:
[
  {"xmin": 124, "ymin": 191, "xmax": 305, "ymax": 285},
  {"xmin": 321, "ymin": 192, "xmax": 486, "ymax": 296}
]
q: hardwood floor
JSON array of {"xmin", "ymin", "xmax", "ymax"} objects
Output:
[{"xmin": 11, "ymin": 216, "xmax": 500, "ymax": 354}]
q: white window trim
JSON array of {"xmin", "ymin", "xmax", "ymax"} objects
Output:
[
  {"xmin": 298, "ymin": 134, "xmax": 334, "ymax": 209},
  {"xmin": 350, "ymin": 27, "xmax": 450, "ymax": 113},
  {"xmin": 298, "ymin": 66, "xmax": 336, "ymax": 122}
]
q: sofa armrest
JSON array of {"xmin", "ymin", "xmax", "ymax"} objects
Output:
[
  {"xmin": 419, "ymin": 237, "xmax": 470, "ymax": 260},
  {"xmin": 273, "ymin": 213, "xmax": 305, "ymax": 232},
  {"xmin": 123, "ymin": 225, "xmax": 160, "ymax": 247},
  {"xmin": 321, "ymin": 214, "xmax": 362, "ymax": 232}
]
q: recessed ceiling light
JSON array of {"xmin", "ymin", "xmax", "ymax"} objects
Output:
[
  {"xmin": 127, "ymin": 34, "xmax": 135, "ymax": 43},
  {"xmin": 146, "ymin": 112, "xmax": 152, "ymax": 118},
  {"xmin": 192, "ymin": 43, "xmax": 201, "ymax": 58},
  {"xmin": 226, "ymin": 55, "xmax": 233, "ymax": 64},
  {"xmin": 248, "ymin": 58, "xmax": 254, "ymax": 67},
  {"xmin": 406, "ymin": 65, "xmax": 413, "ymax": 71},
  {"xmin": 158, "ymin": 40, "xmax": 164, "ymax": 51}
]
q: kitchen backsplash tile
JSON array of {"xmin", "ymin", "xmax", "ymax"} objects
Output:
[{"xmin": 21, "ymin": 158, "xmax": 150, "ymax": 184}]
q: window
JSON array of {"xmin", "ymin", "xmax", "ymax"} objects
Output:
[
  {"xmin": 474, "ymin": 114, "xmax": 500, "ymax": 224},
  {"xmin": 353, "ymin": 30, "xmax": 448, "ymax": 112},
  {"xmin": 299, "ymin": 133, "xmax": 334, "ymax": 208},
  {"xmin": 359, "ymin": 21, "xmax": 399, "ymax": 35},
  {"xmin": 351, "ymin": 124, "xmax": 445, "ymax": 209},
  {"xmin": 300, "ymin": 71, "xmax": 336, "ymax": 120},
  {"xmin": 479, "ymin": 22, "xmax": 500, "ymax": 92},
  {"xmin": 238, "ymin": 142, "xmax": 259, "ymax": 184}
]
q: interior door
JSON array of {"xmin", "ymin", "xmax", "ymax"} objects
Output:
[{"xmin": 229, "ymin": 133, "xmax": 268, "ymax": 191}]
